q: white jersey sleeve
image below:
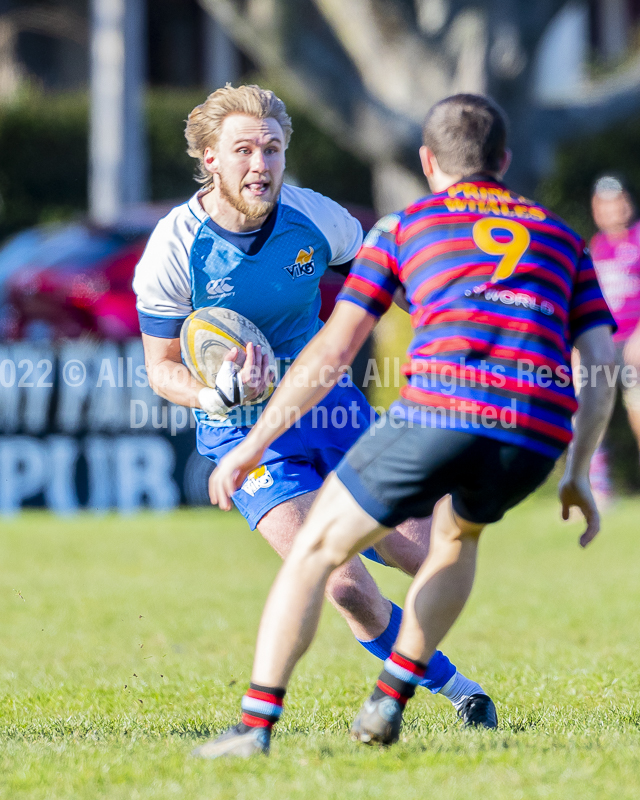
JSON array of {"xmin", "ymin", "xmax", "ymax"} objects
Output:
[
  {"xmin": 279, "ymin": 184, "xmax": 363, "ymax": 265},
  {"xmin": 133, "ymin": 199, "xmax": 202, "ymax": 332}
]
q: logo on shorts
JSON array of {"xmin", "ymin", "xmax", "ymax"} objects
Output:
[
  {"xmin": 284, "ymin": 247, "xmax": 315, "ymax": 280},
  {"xmin": 206, "ymin": 277, "xmax": 235, "ymax": 299},
  {"xmin": 242, "ymin": 465, "xmax": 274, "ymax": 496}
]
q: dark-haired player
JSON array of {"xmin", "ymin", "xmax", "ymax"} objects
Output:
[{"xmin": 200, "ymin": 93, "xmax": 617, "ymax": 757}]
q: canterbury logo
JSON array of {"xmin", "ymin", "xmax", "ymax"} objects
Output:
[
  {"xmin": 284, "ymin": 247, "xmax": 315, "ymax": 280},
  {"xmin": 206, "ymin": 277, "xmax": 234, "ymax": 297}
]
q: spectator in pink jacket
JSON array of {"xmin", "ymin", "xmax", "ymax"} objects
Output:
[{"xmin": 589, "ymin": 176, "xmax": 640, "ymax": 505}]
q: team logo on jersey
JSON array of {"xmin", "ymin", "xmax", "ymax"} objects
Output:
[
  {"xmin": 206, "ymin": 277, "xmax": 235, "ymax": 299},
  {"xmin": 242, "ymin": 465, "xmax": 274, "ymax": 497},
  {"xmin": 363, "ymin": 229, "xmax": 380, "ymax": 247},
  {"xmin": 364, "ymin": 214, "xmax": 400, "ymax": 248},
  {"xmin": 465, "ymin": 284, "xmax": 555, "ymax": 315},
  {"xmin": 375, "ymin": 214, "xmax": 401, "ymax": 233},
  {"xmin": 284, "ymin": 247, "xmax": 315, "ymax": 280}
]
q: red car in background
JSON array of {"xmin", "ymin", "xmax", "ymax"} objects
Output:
[{"xmin": 1, "ymin": 203, "xmax": 378, "ymax": 341}]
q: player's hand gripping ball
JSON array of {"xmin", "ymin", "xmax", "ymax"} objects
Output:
[{"xmin": 180, "ymin": 307, "xmax": 276, "ymax": 416}]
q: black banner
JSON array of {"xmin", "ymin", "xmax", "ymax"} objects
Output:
[{"xmin": 0, "ymin": 339, "xmax": 210, "ymax": 513}]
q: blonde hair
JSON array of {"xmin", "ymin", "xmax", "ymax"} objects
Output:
[{"xmin": 185, "ymin": 84, "xmax": 293, "ymax": 187}]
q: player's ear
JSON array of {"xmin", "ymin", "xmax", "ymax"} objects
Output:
[
  {"xmin": 419, "ymin": 146, "xmax": 437, "ymax": 179},
  {"xmin": 498, "ymin": 148, "xmax": 512, "ymax": 178},
  {"xmin": 203, "ymin": 146, "xmax": 219, "ymax": 177}
]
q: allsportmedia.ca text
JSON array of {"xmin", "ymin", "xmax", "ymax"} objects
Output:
[
  {"xmin": 405, "ymin": 358, "xmax": 637, "ymax": 393},
  {"xmin": 278, "ymin": 357, "xmax": 637, "ymax": 392},
  {"xmin": 0, "ymin": 354, "xmax": 634, "ymax": 393}
]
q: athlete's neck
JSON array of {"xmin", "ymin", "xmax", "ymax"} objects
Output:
[
  {"xmin": 428, "ymin": 172, "xmax": 504, "ymax": 194},
  {"xmin": 421, "ymin": 147, "xmax": 511, "ymax": 194},
  {"xmin": 427, "ymin": 173, "xmax": 464, "ymax": 194},
  {"xmin": 199, "ymin": 188, "xmax": 272, "ymax": 233},
  {"xmin": 602, "ymin": 224, "xmax": 631, "ymax": 241}
]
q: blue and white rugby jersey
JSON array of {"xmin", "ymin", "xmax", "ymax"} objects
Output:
[{"xmin": 133, "ymin": 184, "xmax": 363, "ymax": 427}]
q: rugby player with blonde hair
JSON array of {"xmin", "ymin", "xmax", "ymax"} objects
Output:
[{"xmin": 133, "ymin": 85, "xmax": 494, "ymax": 738}]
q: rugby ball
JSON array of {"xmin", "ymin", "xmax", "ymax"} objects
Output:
[{"xmin": 180, "ymin": 307, "xmax": 276, "ymax": 403}]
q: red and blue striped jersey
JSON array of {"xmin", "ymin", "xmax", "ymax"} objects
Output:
[{"xmin": 338, "ymin": 178, "xmax": 616, "ymax": 458}]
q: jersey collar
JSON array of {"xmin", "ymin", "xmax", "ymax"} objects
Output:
[
  {"xmin": 187, "ymin": 189, "xmax": 282, "ymax": 228},
  {"xmin": 460, "ymin": 172, "xmax": 507, "ymax": 187},
  {"xmin": 188, "ymin": 190, "xmax": 209, "ymax": 223}
]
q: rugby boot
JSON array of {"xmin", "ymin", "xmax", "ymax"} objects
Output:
[
  {"xmin": 350, "ymin": 695, "xmax": 404, "ymax": 745},
  {"xmin": 192, "ymin": 724, "xmax": 270, "ymax": 759},
  {"xmin": 457, "ymin": 693, "xmax": 498, "ymax": 729}
]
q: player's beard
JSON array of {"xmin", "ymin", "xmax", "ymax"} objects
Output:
[{"xmin": 218, "ymin": 172, "xmax": 282, "ymax": 220}]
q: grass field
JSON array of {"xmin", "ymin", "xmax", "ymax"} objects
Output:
[{"xmin": 0, "ymin": 494, "xmax": 639, "ymax": 799}]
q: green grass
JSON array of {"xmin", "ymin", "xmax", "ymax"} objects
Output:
[{"xmin": 0, "ymin": 495, "xmax": 639, "ymax": 799}]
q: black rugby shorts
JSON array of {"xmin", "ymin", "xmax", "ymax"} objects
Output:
[{"xmin": 335, "ymin": 412, "xmax": 557, "ymax": 527}]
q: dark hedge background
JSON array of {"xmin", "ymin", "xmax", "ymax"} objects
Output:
[{"xmin": 0, "ymin": 88, "xmax": 372, "ymax": 241}]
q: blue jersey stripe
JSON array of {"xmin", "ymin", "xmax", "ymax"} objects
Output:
[{"xmin": 138, "ymin": 311, "xmax": 186, "ymax": 338}]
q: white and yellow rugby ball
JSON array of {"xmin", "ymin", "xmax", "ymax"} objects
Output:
[{"xmin": 180, "ymin": 307, "xmax": 276, "ymax": 403}]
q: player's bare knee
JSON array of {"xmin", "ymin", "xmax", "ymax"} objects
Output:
[
  {"xmin": 287, "ymin": 520, "xmax": 343, "ymax": 573},
  {"xmin": 325, "ymin": 574, "xmax": 368, "ymax": 615},
  {"xmin": 290, "ymin": 505, "xmax": 352, "ymax": 565},
  {"xmin": 319, "ymin": 525, "xmax": 356, "ymax": 568},
  {"xmin": 403, "ymin": 554, "xmax": 424, "ymax": 577}
]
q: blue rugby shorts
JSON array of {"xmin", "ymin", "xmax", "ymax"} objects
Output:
[{"xmin": 197, "ymin": 382, "xmax": 382, "ymax": 539}]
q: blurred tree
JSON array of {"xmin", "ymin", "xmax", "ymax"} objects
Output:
[
  {"xmin": 538, "ymin": 113, "xmax": 640, "ymax": 239},
  {"xmin": 199, "ymin": 0, "xmax": 640, "ymax": 211}
]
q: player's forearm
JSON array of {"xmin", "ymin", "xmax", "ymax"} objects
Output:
[
  {"xmin": 566, "ymin": 372, "xmax": 615, "ymax": 478},
  {"xmin": 567, "ymin": 326, "xmax": 616, "ymax": 477},
  {"xmin": 246, "ymin": 328, "xmax": 356, "ymax": 450},
  {"xmin": 146, "ymin": 358, "xmax": 204, "ymax": 408}
]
